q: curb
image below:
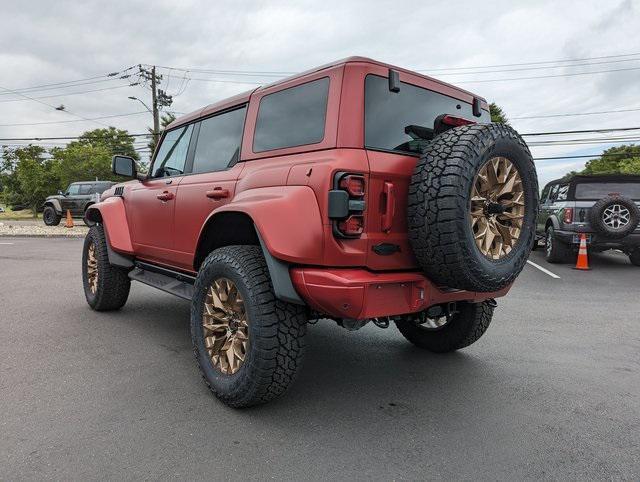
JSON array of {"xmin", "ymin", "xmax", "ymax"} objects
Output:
[{"xmin": 0, "ymin": 233, "xmax": 87, "ymax": 239}]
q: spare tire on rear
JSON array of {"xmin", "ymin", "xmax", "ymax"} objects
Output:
[
  {"xmin": 589, "ymin": 195, "xmax": 639, "ymax": 239},
  {"xmin": 408, "ymin": 123, "xmax": 538, "ymax": 292}
]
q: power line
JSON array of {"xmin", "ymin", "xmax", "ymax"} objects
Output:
[
  {"xmin": 533, "ymin": 153, "xmax": 636, "ymax": 161},
  {"xmin": 420, "ymin": 51, "xmax": 640, "ymax": 72},
  {"xmin": 0, "ymin": 84, "xmax": 112, "ymax": 128},
  {"xmin": 0, "ymin": 84, "xmax": 139, "ymax": 103},
  {"xmin": 0, "ymin": 66, "xmax": 137, "ymax": 96},
  {"xmin": 511, "ymin": 107, "xmax": 640, "ymax": 120},
  {"xmin": 520, "ymin": 126, "xmax": 640, "ymax": 136},
  {"xmin": 0, "ymin": 111, "xmax": 147, "ymax": 127},
  {"xmin": 454, "ymin": 65, "xmax": 640, "ymax": 84},
  {"xmin": 432, "ymin": 57, "xmax": 640, "ymax": 77}
]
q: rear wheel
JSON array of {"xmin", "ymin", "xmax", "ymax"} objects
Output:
[
  {"xmin": 395, "ymin": 301, "xmax": 495, "ymax": 353},
  {"xmin": 191, "ymin": 245, "xmax": 307, "ymax": 408},
  {"xmin": 43, "ymin": 206, "xmax": 61, "ymax": 226},
  {"xmin": 544, "ymin": 226, "xmax": 573, "ymax": 264},
  {"xmin": 82, "ymin": 225, "xmax": 131, "ymax": 310}
]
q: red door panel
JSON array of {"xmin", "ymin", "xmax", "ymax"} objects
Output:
[
  {"xmin": 127, "ymin": 177, "xmax": 182, "ymax": 263},
  {"xmin": 171, "ymin": 163, "xmax": 244, "ymax": 271}
]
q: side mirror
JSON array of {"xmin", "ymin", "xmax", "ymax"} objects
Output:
[
  {"xmin": 58, "ymin": 190, "xmax": 64, "ymax": 196},
  {"xmin": 112, "ymin": 155, "xmax": 137, "ymax": 179}
]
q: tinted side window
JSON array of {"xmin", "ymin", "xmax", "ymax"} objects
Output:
[
  {"xmin": 192, "ymin": 106, "xmax": 246, "ymax": 173},
  {"xmin": 93, "ymin": 184, "xmax": 112, "ymax": 195},
  {"xmin": 540, "ymin": 184, "xmax": 551, "ymax": 203},
  {"xmin": 556, "ymin": 184, "xmax": 569, "ymax": 201},
  {"xmin": 152, "ymin": 124, "xmax": 194, "ymax": 178},
  {"xmin": 253, "ymin": 77, "xmax": 329, "ymax": 152},
  {"xmin": 548, "ymin": 184, "xmax": 559, "ymax": 202},
  {"xmin": 78, "ymin": 184, "xmax": 92, "ymax": 195}
]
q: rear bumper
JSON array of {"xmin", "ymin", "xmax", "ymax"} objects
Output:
[
  {"xmin": 555, "ymin": 230, "xmax": 640, "ymax": 251},
  {"xmin": 290, "ymin": 268, "xmax": 510, "ymax": 320}
]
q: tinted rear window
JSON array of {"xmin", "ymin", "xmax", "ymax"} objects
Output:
[
  {"xmin": 365, "ymin": 74, "xmax": 490, "ymax": 154},
  {"xmin": 253, "ymin": 77, "xmax": 329, "ymax": 152},
  {"xmin": 574, "ymin": 182, "xmax": 640, "ymax": 200}
]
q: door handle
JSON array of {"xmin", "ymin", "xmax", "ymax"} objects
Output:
[
  {"xmin": 206, "ymin": 188, "xmax": 230, "ymax": 200},
  {"xmin": 157, "ymin": 191, "xmax": 175, "ymax": 202},
  {"xmin": 381, "ymin": 181, "xmax": 395, "ymax": 233}
]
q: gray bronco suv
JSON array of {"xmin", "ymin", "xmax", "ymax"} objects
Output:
[
  {"xmin": 42, "ymin": 181, "xmax": 114, "ymax": 226},
  {"xmin": 536, "ymin": 174, "xmax": 640, "ymax": 265}
]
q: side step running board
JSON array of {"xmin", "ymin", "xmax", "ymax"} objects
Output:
[{"xmin": 128, "ymin": 262, "xmax": 196, "ymax": 300}]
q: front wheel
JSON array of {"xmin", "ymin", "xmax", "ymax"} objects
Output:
[
  {"xmin": 191, "ymin": 245, "xmax": 307, "ymax": 408},
  {"xmin": 395, "ymin": 301, "xmax": 495, "ymax": 353},
  {"xmin": 82, "ymin": 225, "xmax": 131, "ymax": 310}
]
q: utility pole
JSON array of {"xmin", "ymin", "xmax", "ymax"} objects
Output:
[
  {"xmin": 151, "ymin": 66, "xmax": 159, "ymax": 145},
  {"xmin": 135, "ymin": 65, "xmax": 173, "ymax": 148}
]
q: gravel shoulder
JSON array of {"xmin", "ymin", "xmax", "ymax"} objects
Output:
[{"xmin": 0, "ymin": 221, "xmax": 88, "ymax": 238}]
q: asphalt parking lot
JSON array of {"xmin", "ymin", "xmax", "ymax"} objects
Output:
[{"xmin": 1, "ymin": 238, "xmax": 639, "ymax": 480}]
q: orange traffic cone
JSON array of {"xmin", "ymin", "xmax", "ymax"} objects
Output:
[
  {"xmin": 64, "ymin": 209, "xmax": 74, "ymax": 228},
  {"xmin": 574, "ymin": 233, "xmax": 590, "ymax": 270}
]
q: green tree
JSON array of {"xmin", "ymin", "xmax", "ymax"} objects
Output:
[
  {"xmin": 10, "ymin": 147, "xmax": 59, "ymax": 216},
  {"xmin": 50, "ymin": 143, "xmax": 116, "ymax": 189},
  {"xmin": 76, "ymin": 127, "xmax": 140, "ymax": 160},
  {"xmin": 490, "ymin": 103, "xmax": 509, "ymax": 124},
  {"xmin": 0, "ymin": 145, "xmax": 52, "ymax": 210},
  {"xmin": 147, "ymin": 113, "xmax": 176, "ymax": 154},
  {"xmin": 582, "ymin": 144, "xmax": 640, "ymax": 174}
]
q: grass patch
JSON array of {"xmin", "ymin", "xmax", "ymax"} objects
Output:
[{"xmin": 0, "ymin": 206, "xmax": 40, "ymax": 221}]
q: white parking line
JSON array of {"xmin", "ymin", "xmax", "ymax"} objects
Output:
[
  {"xmin": 526, "ymin": 259, "xmax": 561, "ymax": 279},
  {"xmin": 0, "ymin": 242, "xmax": 14, "ymax": 245}
]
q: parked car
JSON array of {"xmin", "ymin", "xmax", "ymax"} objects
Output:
[
  {"xmin": 536, "ymin": 174, "xmax": 640, "ymax": 265},
  {"xmin": 0, "ymin": 206, "xmax": 5, "ymax": 213},
  {"xmin": 81, "ymin": 57, "xmax": 539, "ymax": 407},
  {"xmin": 42, "ymin": 181, "xmax": 115, "ymax": 225}
]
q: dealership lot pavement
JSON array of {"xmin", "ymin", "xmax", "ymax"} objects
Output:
[{"xmin": 1, "ymin": 238, "xmax": 639, "ymax": 480}]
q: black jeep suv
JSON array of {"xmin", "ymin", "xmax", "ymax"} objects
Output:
[
  {"xmin": 536, "ymin": 174, "xmax": 640, "ymax": 265},
  {"xmin": 42, "ymin": 181, "xmax": 114, "ymax": 226}
]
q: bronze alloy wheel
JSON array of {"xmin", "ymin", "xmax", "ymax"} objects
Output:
[
  {"xmin": 202, "ymin": 278, "xmax": 248, "ymax": 375},
  {"xmin": 470, "ymin": 156, "xmax": 526, "ymax": 260},
  {"xmin": 86, "ymin": 242, "xmax": 98, "ymax": 294}
]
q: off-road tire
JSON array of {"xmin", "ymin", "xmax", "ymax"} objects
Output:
[
  {"xmin": 544, "ymin": 226, "xmax": 573, "ymax": 264},
  {"xmin": 82, "ymin": 225, "xmax": 131, "ymax": 310},
  {"xmin": 191, "ymin": 245, "xmax": 307, "ymax": 408},
  {"xmin": 408, "ymin": 124, "xmax": 538, "ymax": 292},
  {"xmin": 629, "ymin": 249, "xmax": 640, "ymax": 267},
  {"xmin": 589, "ymin": 195, "xmax": 639, "ymax": 239},
  {"xmin": 43, "ymin": 206, "xmax": 61, "ymax": 226},
  {"xmin": 395, "ymin": 301, "xmax": 494, "ymax": 353}
]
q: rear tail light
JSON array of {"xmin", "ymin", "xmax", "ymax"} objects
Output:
[
  {"xmin": 339, "ymin": 175, "xmax": 365, "ymax": 197},
  {"xmin": 563, "ymin": 208, "xmax": 574, "ymax": 224},
  {"xmin": 328, "ymin": 172, "xmax": 366, "ymax": 238},
  {"xmin": 338, "ymin": 215, "xmax": 364, "ymax": 236}
]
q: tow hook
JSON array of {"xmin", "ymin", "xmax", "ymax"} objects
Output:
[{"xmin": 486, "ymin": 298, "xmax": 498, "ymax": 308}]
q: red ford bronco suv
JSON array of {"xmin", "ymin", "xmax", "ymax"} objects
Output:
[{"xmin": 82, "ymin": 57, "xmax": 539, "ymax": 407}]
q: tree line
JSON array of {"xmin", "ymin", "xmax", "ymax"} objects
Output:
[{"xmin": 0, "ymin": 128, "xmax": 142, "ymax": 215}]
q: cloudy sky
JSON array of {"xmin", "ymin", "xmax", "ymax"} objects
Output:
[{"xmin": 2, "ymin": 0, "xmax": 640, "ymax": 185}]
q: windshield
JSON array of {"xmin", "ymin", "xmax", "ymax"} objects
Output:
[
  {"xmin": 574, "ymin": 182, "xmax": 640, "ymax": 200},
  {"xmin": 364, "ymin": 74, "xmax": 490, "ymax": 155}
]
